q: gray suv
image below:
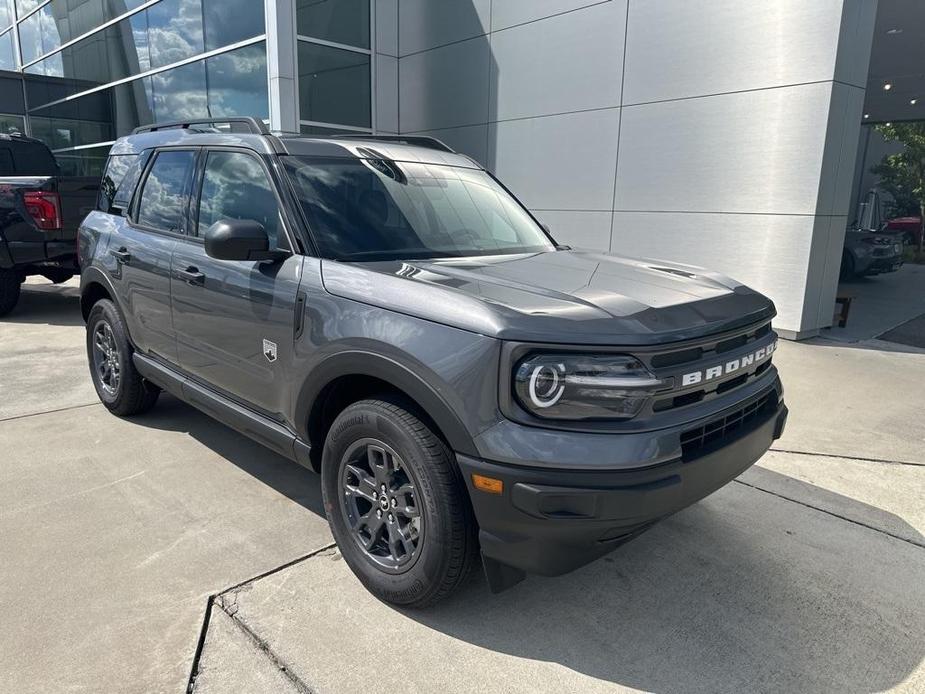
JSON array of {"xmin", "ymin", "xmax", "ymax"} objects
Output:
[{"xmin": 79, "ymin": 118, "xmax": 787, "ymax": 606}]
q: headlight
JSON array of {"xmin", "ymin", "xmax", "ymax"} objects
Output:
[{"xmin": 513, "ymin": 354, "xmax": 664, "ymax": 420}]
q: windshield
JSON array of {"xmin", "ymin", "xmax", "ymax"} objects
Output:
[{"xmin": 283, "ymin": 156, "xmax": 556, "ymax": 261}]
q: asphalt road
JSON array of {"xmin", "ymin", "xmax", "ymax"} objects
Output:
[{"xmin": 2, "ymin": 277, "xmax": 924, "ymax": 693}]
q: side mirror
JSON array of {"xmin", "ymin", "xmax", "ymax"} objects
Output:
[{"xmin": 204, "ymin": 219, "xmax": 289, "ymax": 262}]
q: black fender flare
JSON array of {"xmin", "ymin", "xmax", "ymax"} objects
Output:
[
  {"xmin": 294, "ymin": 350, "xmax": 479, "ymax": 458},
  {"xmin": 79, "ymin": 266, "xmax": 127, "ymax": 326}
]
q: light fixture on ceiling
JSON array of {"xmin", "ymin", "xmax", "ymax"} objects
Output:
[
  {"xmin": 864, "ymin": 113, "xmax": 870, "ymax": 119},
  {"xmin": 912, "ymin": 99, "xmax": 918, "ymax": 105},
  {"xmin": 887, "ymin": 28, "xmax": 903, "ymax": 34},
  {"xmin": 886, "ymin": 122, "xmax": 892, "ymax": 126},
  {"xmin": 884, "ymin": 83, "xmax": 893, "ymax": 90}
]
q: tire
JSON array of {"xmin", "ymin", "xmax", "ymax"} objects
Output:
[
  {"xmin": 321, "ymin": 398, "xmax": 478, "ymax": 607},
  {"xmin": 839, "ymin": 250, "xmax": 855, "ymax": 281},
  {"xmin": 86, "ymin": 299, "xmax": 160, "ymax": 416},
  {"xmin": 0, "ymin": 268, "xmax": 22, "ymax": 317}
]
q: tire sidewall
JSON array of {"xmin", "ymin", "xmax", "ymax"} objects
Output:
[
  {"xmin": 321, "ymin": 402, "xmax": 455, "ymax": 604},
  {"xmin": 86, "ymin": 300, "xmax": 131, "ymax": 407}
]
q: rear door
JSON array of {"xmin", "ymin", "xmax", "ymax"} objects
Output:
[
  {"xmin": 170, "ymin": 147, "xmax": 303, "ymax": 419},
  {"xmin": 114, "ymin": 148, "xmax": 198, "ymax": 363}
]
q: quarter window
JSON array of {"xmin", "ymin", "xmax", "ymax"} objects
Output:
[
  {"xmin": 197, "ymin": 151, "xmax": 283, "ymax": 248},
  {"xmin": 136, "ymin": 150, "xmax": 196, "ymax": 232}
]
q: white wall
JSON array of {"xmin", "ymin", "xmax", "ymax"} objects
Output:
[{"xmin": 387, "ymin": 0, "xmax": 878, "ymax": 338}]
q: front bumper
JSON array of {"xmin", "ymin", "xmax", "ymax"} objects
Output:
[{"xmin": 458, "ymin": 393, "xmax": 787, "ymax": 581}]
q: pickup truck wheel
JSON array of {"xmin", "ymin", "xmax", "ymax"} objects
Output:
[
  {"xmin": 86, "ymin": 299, "xmax": 160, "ymax": 416},
  {"xmin": 321, "ymin": 398, "xmax": 478, "ymax": 607},
  {"xmin": 0, "ymin": 269, "xmax": 22, "ymax": 317}
]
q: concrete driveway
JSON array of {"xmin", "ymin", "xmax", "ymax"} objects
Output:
[{"xmin": 1, "ymin": 277, "xmax": 924, "ymax": 693}]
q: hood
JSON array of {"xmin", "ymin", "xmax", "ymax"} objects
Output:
[{"xmin": 321, "ymin": 250, "xmax": 776, "ymax": 345}]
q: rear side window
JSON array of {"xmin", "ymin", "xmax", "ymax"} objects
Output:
[
  {"xmin": 98, "ymin": 153, "xmax": 148, "ymax": 213},
  {"xmin": 136, "ymin": 150, "xmax": 196, "ymax": 232}
]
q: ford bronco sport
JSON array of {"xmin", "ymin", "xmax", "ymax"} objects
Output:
[{"xmin": 79, "ymin": 118, "xmax": 787, "ymax": 607}]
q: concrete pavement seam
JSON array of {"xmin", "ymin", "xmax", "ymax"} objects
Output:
[
  {"xmin": 733, "ymin": 479, "xmax": 925, "ymax": 550},
  {"xmin": 185, "ymin": 542, "xmax": 336, "ymax": 693},
  {"xmin": 770, "ymin": 447, "xmax": 925, "ymax": 468},
  {"xmin": 0, "ymin": 401, "xmax": 99, "ymax": 423}
]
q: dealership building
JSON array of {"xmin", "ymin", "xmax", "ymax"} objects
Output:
[{"xmin": 0, "ymin": 0, "xmax": 912, "ymax": 338}]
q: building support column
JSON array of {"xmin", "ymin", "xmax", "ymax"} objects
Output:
[{"xmin": 265, "ymin": 0, "xmax": 298, "ymax": 132}]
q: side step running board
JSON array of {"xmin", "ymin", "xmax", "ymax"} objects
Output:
[{"xmin": 132, "ymin": 353, "xmax": 313, "ymax": 469}]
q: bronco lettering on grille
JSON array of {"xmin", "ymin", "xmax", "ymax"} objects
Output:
[{"xmin": 681, "ymin": 340, "xmax": 777, "ymax": 387}]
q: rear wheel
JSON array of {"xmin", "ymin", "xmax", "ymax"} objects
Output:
[
  {"xmin": 0, "ymin": 268, "xmax": 22, "ymax": 316},
  {"xmin": 321, "ymin": 398, "xmax": 478, "ymax": 607},
  {"xmin": 839, "ymin": 250, "xmax": 856, "ymax": 281},
  {"xmin": 86, "ymin": 299, "xmax": 160, "ymax": 416}
]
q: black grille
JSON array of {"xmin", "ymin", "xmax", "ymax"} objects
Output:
[{"xmin": 680, "ymin": 391, "xmax": 777, "ymax": 460}]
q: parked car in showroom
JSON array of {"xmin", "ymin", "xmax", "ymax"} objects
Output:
[
  {"xmin": 78, "ymin": 118, "xmax": 787, "ymax": 607},
  {"xmin": 0, "ymin": 132, "xmax": 99, "ymax": 315},
  {"xmin": 842, "ymin": 190, "xmax": 904, "ymax": 279}
]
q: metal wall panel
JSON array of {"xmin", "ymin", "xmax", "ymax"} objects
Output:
[
  {"xmin": 398, "ymin": 36, "xmax": 490, "ymax": 132},
  {"xmin": 816, "ymin": 83, "xmax": 866, "ymax": 217},
  {"xmin": 615, "ymin": 83, "xmax": 834, "ymax": 216},
  {"xmin": 623, "ymin": 0, "xmax": 848, "ymax": 105},
  {"xmin": 489, "ymin": 0, "xmax": 626, "ymax": 121},
  {"xmin": 375, "ymin": 54, "xmax": 398, "ymax": 133},
  {"xmin": 375, "ymin": 0, "xmax": 398, "ymax": 57},
  {"xmin": 411, "ymin": 124, "xmax": 489, "ymax": 166},
  {"xmin": 834, "ymin": 0, "xmax": 878, "ymax": 87},
  {"xmin": 802, "ymin": 215, "xmax": 848, "ymax": 331},
  {"xmin": 534, "ymin": 210, "xmax": 613, "ymax": 251},
  {"xmin": 397, "ymin": 0, "xmax": 490, "ymax": 56},
  {"xmin": 490, "ymin": 0, "xmax": 612, "ymax": 32},
  {"xmin": 488, "ymin": 108, "xmax": 620, "ymax": 210},
  {"xmin": 610, "ymin": 211, "xmax": 816, "ymax": 332}
]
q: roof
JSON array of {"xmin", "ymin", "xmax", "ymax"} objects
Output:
[{"xmin": 109, "ymin": 123, "xmax": 481, "ymax": 169}]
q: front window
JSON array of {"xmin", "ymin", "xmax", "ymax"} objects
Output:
[{"xmin": 284, "ymin": 156, "xmax": 555, "ymax": 261}]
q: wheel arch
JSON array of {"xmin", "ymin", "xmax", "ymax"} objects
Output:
[
  {"xmin": 79, "ymin": 267, "xmax": 120, "ymax": 323},
  {"xmin": 296, "ymin": 351, "xmax": 479, "ymax": 471}
]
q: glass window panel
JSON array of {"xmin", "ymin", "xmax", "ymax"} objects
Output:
[
  {"xmin": 151, "ymin": 59, "xmax": 207, "ymax": 122},
  {"xmin": 137, "ymin": 149, "xmax": 195, "ymax": 232},
  {"xmin": 202, "ymin": 0, "xmax": 264, "ymax": 52},
  {"xmin": 26, "ymin": 11, "xmax": 150, "ymax": 103},
  {"xmin": 27, "ymin": 43, "xmax": 263, "ymax": 151},
  {"xmin": 299, "ymin": 124, "xmax": 367, "ymax": 136},
  {"xmin": 205, "ymin": 42, "xmax": 268, "ymax": 120},
  {"xmin": 19, "ymin": 5, "xmax": 62, "ymax": 64},
  {"xmin": 146, "ymin": 0, "xmax": 203, "ymax": 70},
  {"xmin": 30, "ymin": 77, "xmax": 154, "ymax": 148},
  {"xmin": 0, "ymin": 28, "xmax": 14, "ymax": 70},
  {"xmin": 0, "ymin": 113, "xmax": 25, "ymax": 134},
  {"xmin": 0, "ymin": 0, "xmax": 13, "ymax": 31},
  {"xmin": 197, "ymin": 151, "xmax": 281, "ymax": 247},
  {"xmin": 15, "ymin": 0, "xmax": 42, "ymax": 17},
  {"xmin": 296, "ymin": 0, "xmax": 369, "ymax": 49},
  {"xmin": 55, "ymin": 144, "xmax": 110, "ymax": 177},
  {"xmin": 297, "ymin": 42, "xmax": 369, "ymax": 128}
]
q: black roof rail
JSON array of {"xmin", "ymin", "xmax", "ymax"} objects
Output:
[
  {"xmin": 334, "ymin": 134, "xmax": 456, "ymax": 153},
  {"xmin": 132, "ymin": 117, "xmax": 269, "ymax": 135}
]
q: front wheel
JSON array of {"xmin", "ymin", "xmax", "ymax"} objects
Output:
[
  {"xmin": 321, "ymin": 398, "xmax": 478, "ymax": 607},
  {"xmin": 86, "ymin": 299, "xmax": 160, "ymax": 416},
  {"xmin": 0, "ymin": 268, "xmax": 22, "ymax": 316}
]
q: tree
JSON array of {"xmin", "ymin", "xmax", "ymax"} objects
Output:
[{"xmin": 873, "ymin": 122, "xmax": 925, "ymax": 252}]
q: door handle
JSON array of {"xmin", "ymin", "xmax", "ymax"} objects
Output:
[
  {"xmin": 177, "ymin": 266, "xmax": 205, "ymax": 286},
  {"xmin": 110, "ymin": 248, "xmax": 131, "ymax": 263}
]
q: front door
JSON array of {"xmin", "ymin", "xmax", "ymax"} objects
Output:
[{"xmin": 170, "ymin": 148, "xmax": 303, "ymax": 419}]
